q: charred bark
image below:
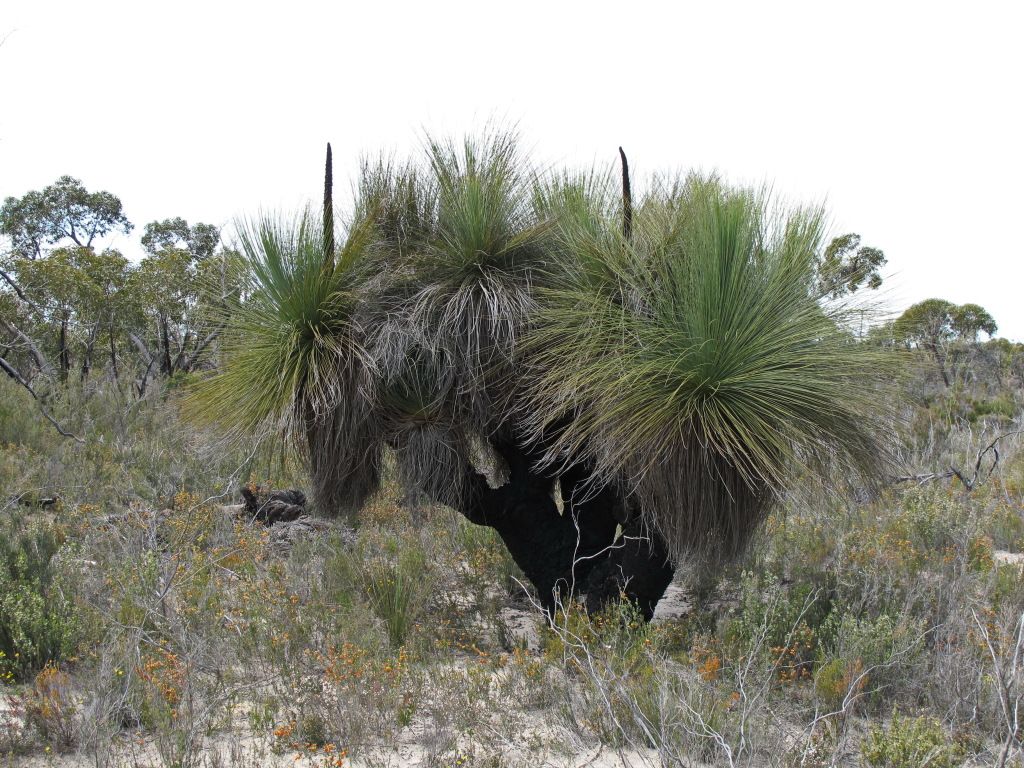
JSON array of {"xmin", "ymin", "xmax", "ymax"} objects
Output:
[
  {"xmin": 439, "ymin": 437, "xmax": 674, "ymax": 620},
  {"xmin": 240, "ymin": 487, "xmax": 307, "ymax": 525},
  {"xmin": 58, "ymin": 312, "xmax": 71, "ymax": 382}
]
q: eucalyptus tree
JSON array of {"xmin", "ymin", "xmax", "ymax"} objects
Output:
[
  {"xmin": 1, "ymin": 177, "xmax": 135, "ymax": 384},
  {"xmin": 0, "ymin": 244, "xmax": 131, "ymax": 382},
  {"xmin": 815, "ymin": 232, "xmax": 886, "ymax": 298},
  {"xmin": 0, "ymin": 176, "xmax": 133, "ymax": 260},
  {"xmin": 894, "ymin": 298, "xmax": 998, "ymax": 386},
  {"xmin": 129, "ymin": 218, "xmax": 231, "ymax": 389},
  {"xmin": 192, "ymin": 132, "xmax": 895, "ymax": 618}
]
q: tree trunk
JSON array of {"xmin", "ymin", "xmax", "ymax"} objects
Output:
[
  {"xmin": 929, "ymin": 343, "xmax": 951, "ymax": 387},
  {"xmin": 80, "ymin": 325, "xmax": 97, "ymax": 381},
  {"xmin": 58, "ymin": 313, "xmax": 71, "ymax": 382},
  {"xmin": 159, "ymin": 315, "xmax": 173, "ymax": 376},
  {"xmin": 0, "ymin": 317, "xmax": 54, "ymax": 378},
  {"xmin": 442, "ymin": 439, "xmax": 674, "ymax": 620},
  {"xmin": 174, "ymin": 322, "xmax": 225, "ymax": 373},
  {"xmin": 109, "ymin": 328, "xmax": 120, "ymax": 382}
]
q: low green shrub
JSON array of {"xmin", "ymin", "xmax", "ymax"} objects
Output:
[
  {"xmin": 348, "ymin": 528, "xmax": 437, "ymax": 647},
  {"xmin": 815, "ymin": 612, "xmax": 926, "ymax": 712},
  {"xmin": 964, "ymin": 393, "xmax": 1017, "ymax": 424},
  {"xmin": 862, "ymin": 709, "xmax": 968, "ymax": 768},
  {"xmin": 723, "ymin": 572, "xmax": 833, "ymax": 681},
  {"xmin": 0, "ymin": 517, "xmax": 84, "ymax": 681}
]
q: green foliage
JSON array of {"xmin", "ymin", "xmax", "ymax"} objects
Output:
[
  {"xmin": 0, "ymin": 379, "xmax": 50, "ymax": 449},
  {"xmin": 0, "ymin": 244, "xmax": 132, "ymax": 382},
  {"xmin": 0, "ymin": 176, "xmax": 133, "ymax": 258},
  {"xmin": 141, "ymin": 217, "xmax": 220, "ymax": 261},
  {"xmin": 1, "ymin": 227, "xmax": 230, "ymax": 402},
  {"xmin": 816, "ymin": 232, "xmax": 886, "ymax": 297},
  {"xmin": 951, "ymin": 303, "xmax": 999, "ymax": 341},
  {"xmin": 895, "ymin": 299, "xmax": 957, "ymax": 346},
  {"xmin": 893, "ymin": 298, "xmax": 998, "ymax": 388},
  {"xmin": 543, "ymin": 599, "xmax": 653, "ymax": 669},
  {"xmin": 0, "ymin": 517, "xmax": 83, "ymax": 681},
  {"xmin": 815, "ymin": 613, "xmax": 926, "ymax": 711},
  {"xmin": 723, "ymin": 571, "xmax": 832, "ymax": 679},
  {"xmin": 455, "ymin": 517, "xmax": 526, "ymax": 599},
  {"xmin": 526, "ymin": 175, "xmax": 895, "ymax": 566},
  {"xmin": 347, "ymin": 528, "xmax": 438, "ymax": 647},
  {"xmin": 0, "ymin": 174, "xmax": 234, "ymax": 403},
  {"xmin": 862, "ymin": 710, "xmax": 968, "ymax": 768}
]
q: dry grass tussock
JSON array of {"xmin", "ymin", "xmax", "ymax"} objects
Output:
[{"xmin": 2, "ymin": 361, "xmax": 1024, "ymax": 767}]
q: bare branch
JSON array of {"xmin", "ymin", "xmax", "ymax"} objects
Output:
[
  {"xmin": 893, "ymin": 471, "xmax": 956, "ymax": 486},
  {"xmin": 896, "ymin": 431, "xmax": 1024, "ymax": 492},
  {"xmin": 174, "ymin": 320, "xmax": 226, "ymax": 372},
  {"xmin": 0, "ymin": 315, "xmax": 55, "ymax": 376},
  {"xmin": 0, "ymin": 266, "xmax": 45, "ymax": 315},
  {"xmin": 0, "ymin": 352, "xmax": 85, "ymax": 442},
  {"xmin": 0, "ymin": 352, "xmax": 34, "ymax": 391},
  {"xmin": 127, "ymin": 331, "xmax": 155, "ymax": 366},
  {"xmin": 36, "ymin": 406, "xmax": 85, "ymax": 443}
]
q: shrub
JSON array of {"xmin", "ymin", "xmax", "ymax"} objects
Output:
[
  {"xmin": 348, "ymin": 528, "xmax": 437, "ymax": 647},
  {"xmin": 724, "ymin": 571, "xmax": 832, "ymax": 682},
  {"xmin": 815, "ymin": 613, "xmax": 926, "ymax": 712},
  {"xmin": 0, "ymin": 517, "xmax": 83, "ymax": 681},
  {"xmin": 862, "ymin": 709, "xmax": 968, "ymax": 768},
  {"xmin": 23, "ymin": 662, "xmax": 76, "ymax": 749}
]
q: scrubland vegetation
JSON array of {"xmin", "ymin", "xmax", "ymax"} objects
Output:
[
  {"xmin": 1, "ymin": 340, "xmax": 1024, "ymax": 768},
  {"xmin": 4, "ymin": 134, "xmax": 1024, "ymax": 766}
]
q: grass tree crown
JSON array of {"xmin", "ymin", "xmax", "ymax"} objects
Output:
[{"xmin": 524, "ymin": 173, "xmax": 895, "ymax": 566}]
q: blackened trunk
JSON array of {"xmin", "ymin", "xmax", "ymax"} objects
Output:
[
  {"xmin": 559, "ymin": 462, "xmax": 674, "ymax": 620},
  {"xmin": 80, "ymin": 325, "xmax": 97, "ymax": 382},
  {"xmin": 109, "ymin": 327, "xmax": 118, "ymax": 382},
  {"xmin": 580, "ymin": 515, "xmax": 674, "ymax": 621},
  {"xmin": 58, "ymin": 313, "xmax": 71, "ymax": 382},
  {"xmin": 442, "ymin": 440, "xmax": 673, "ymax": 620}
]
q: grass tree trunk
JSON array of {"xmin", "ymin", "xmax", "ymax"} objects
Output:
[{"xmin": 442, "ymin": 438, "xmax": 673, "ymax": 620}]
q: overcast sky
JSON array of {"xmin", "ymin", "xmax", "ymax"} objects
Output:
[{"xmin": 3, "ymin": 0, "xmax": 1022, "ymax": 338}]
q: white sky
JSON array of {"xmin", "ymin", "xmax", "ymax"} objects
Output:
[{"xmin": 3, "ymin": 0, "xmax": 1022, "ymax": 338}]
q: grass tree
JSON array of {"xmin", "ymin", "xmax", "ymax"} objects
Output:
[
  {"xmin": 525, "ymin": 175, "xmax": 893, "ymax": 581},
  {"xmin": 189, "ymin": 208, "xmax": 381, "ymax": 521},
  {"xmin": 190, "ymin": 131, "xmax": 895, "ymax": 619}
]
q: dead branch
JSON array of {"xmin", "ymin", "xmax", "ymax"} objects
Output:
[
  {"xmin": 0, "ymin": 352, "xmax": 85, "ymax": 443},
  {"xmin": 893, "ymin": 471, "xmax": 957, "ymax": 486},
  {"xmin": 894, "ymin": 430, "xmax": 1024, "ymax": 491},
  {"xmin": 0, "ymin": 315, "xmax": 55, "ymax": 376}
]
